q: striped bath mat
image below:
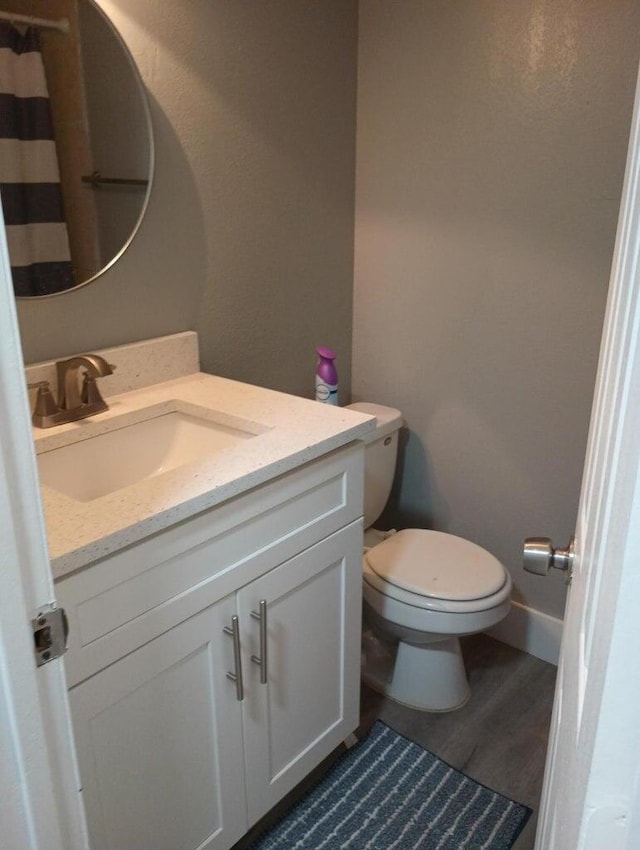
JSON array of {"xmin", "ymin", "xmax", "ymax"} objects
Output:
[{"xmin": 250, "ymin": 721, "xmax": 530, "ymax": 850}]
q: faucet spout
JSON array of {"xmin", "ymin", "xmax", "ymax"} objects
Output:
[{"xmin": 56, "ymin": 354, "xmax": 114, "ymax": 411}]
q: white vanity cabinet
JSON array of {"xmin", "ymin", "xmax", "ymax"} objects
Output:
[{"xmin": 56, "ymin": 444, "xmax": 363, "ymax": 850}]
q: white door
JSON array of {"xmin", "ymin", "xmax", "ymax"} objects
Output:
[
  {"xmin": 0, "ymin": 210, "xmax": 87, "ymax": 846},
  {"xmin": 534, "ymin": 65, "xmax": 640, "ymax": 850}
]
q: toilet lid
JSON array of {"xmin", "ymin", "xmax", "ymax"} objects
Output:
[{"xmin": 364, "ymin": 529, "xmax": 506, "ymax": 601}]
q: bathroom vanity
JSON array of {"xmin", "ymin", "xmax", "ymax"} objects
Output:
[{"xmin": 30, "ymin": 333, "xmax": 373, "ymax": 850}]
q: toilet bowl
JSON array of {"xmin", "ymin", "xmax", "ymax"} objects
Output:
[
  {"xmin": 347, "ymin": 402, "xmax": 512, "ymax": 712},
  {"xmin": 362, "ymin": 528, "xmax": 511, "ymax": 710}
]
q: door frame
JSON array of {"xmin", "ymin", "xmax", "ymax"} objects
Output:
[{"xmin": 0, "ymin": 206, "xmax": 87, "ymax": 847}]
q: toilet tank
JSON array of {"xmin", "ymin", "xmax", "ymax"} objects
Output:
[{"xmin": 347, "ymin": 402, "xmax": 403, "ymax": 529}]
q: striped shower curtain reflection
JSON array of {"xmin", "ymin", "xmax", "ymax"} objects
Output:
[{"xmin": 0, "ymin": 23, "xmax": 73, "ymax": 296}]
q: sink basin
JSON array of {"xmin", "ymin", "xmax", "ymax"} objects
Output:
[{"xmin": 37, "ymin": 407, "xmax": 261, "ymax": 502}]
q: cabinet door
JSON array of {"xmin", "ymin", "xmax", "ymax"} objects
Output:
[
  {"xmin": 239, "ymin": 521, "xmax": 362, "ymax": 825},
  {"xmin": 69, "ymin": 597, "xmax": 247, "ymax": 850}
]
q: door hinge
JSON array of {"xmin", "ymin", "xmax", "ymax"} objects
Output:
[{"xmin": 31, "ymin": 604, "xmax": 69, "ymax": 667}]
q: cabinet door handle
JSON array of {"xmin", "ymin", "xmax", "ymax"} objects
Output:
[
  {"xmin": 223, "ymin": 615, "xmax": 244, "ymax": 701},
  {"xmin": 250, "ymin": 599, "xmax": 268, "ymax": 684}
]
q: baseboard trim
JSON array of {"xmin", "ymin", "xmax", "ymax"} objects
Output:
[{"xmin": 485, "ymin": 601, "xmax": 563, "ymax": 666}]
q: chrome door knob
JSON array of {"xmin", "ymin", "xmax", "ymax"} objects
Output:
[{"xmin": 523, "ymin": 536, "xmax": 574, "ymax": 576}]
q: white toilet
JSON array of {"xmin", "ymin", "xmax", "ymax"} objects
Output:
[{"xmin": 347, "ymin": 402, "xmax": 512, "ymax": 712}]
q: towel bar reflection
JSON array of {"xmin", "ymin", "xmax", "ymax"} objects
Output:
[
  {"xmin": 0, "ymin": 11, "xmax": 69, "ymax": 33},
  {"xmin": 82, "ymin": 171, "xmax": 149, "ymax": 187}
]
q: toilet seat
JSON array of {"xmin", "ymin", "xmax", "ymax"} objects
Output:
[{"xmin": 363, "ymin": 529, "xmax": 510, "ymax": 614}]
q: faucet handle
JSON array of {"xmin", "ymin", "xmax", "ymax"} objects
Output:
[
  {"xmin": 80, "ymin": 361, "xmax": 115, "ymax": 404},
  {"xmin": 80, "ymin": 372, "xmax": 109, "ymax": 411},
  {"xmin": 28, "ymin": 380, "xmax": 60, "ymax": 426}
]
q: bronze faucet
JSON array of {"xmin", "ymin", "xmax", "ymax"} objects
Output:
[{"xmin": 29, "ymin": 354, "xmax": 115, "ymax": 428}]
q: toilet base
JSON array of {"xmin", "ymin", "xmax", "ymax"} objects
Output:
[{"xmin": 362, "ymin": 630, "xmax": 470, "ymax": 712}]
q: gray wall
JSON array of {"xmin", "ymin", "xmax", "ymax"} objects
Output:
[
  {"xmin": 17, "ymin": 0, "xmax": 358, "ymax": 401},
  {"xmin": 353, "ymin": 0, "xmax": 640, "ymax": 618}
]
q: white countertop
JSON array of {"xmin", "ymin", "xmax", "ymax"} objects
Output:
[{"xmin": 34, "ymin": 372, "xmax": 374, "ymax": 580}]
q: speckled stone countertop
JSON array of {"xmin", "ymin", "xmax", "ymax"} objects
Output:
[{"xmin": 33, "ymin": 372, "xmax": 374, "ymax": 580}]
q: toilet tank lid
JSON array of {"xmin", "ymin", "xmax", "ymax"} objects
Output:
[{"xmin": 346, "ymin": 402, "xmax": 402, "ymax": 441}]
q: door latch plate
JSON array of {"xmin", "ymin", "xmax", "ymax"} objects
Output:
[{"xmin": 31, "ymin": 605, "xmax": 68, "ymax": 667}]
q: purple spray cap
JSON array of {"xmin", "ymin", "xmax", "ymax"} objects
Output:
[
  {"xmin": 316, "ymin": 345, "xmax": 338, "ymax": 393},
  {"xmin": 316, "ymin": 345, "xmax": 336, "ymax": 361}
]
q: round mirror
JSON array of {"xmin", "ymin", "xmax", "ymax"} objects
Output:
[{"xmin": 0, "ymin": 0, "xmax": 153, "ymax": 298}]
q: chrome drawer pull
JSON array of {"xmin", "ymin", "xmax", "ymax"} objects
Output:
[
  {"xmin": 250, "ymin": 600, "xmax": 268, "ymax": 684},
  {"xmin": 223, "ymin": 615, "xmax": 244, "ymax": 701}
]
